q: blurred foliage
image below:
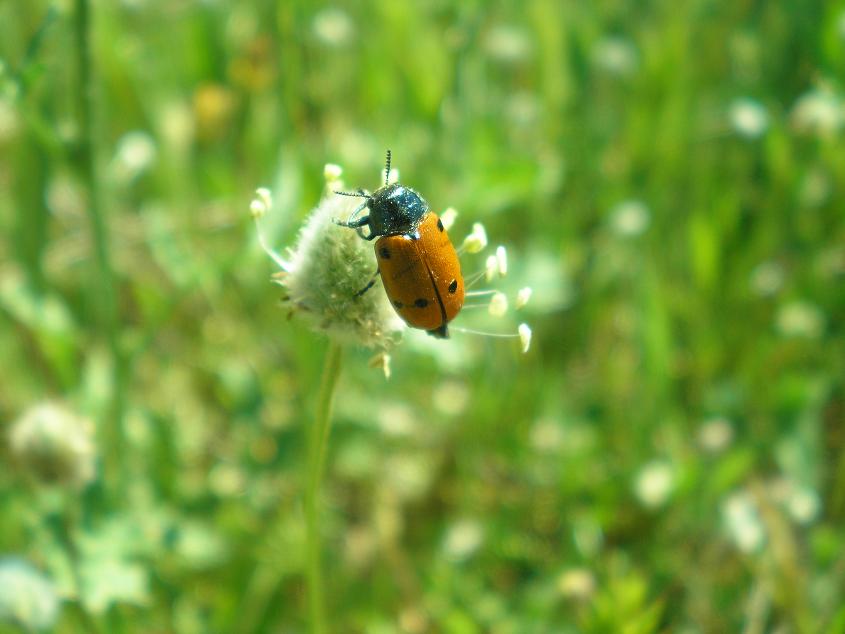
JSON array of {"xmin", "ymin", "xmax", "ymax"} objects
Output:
[{"xmin": 1, "ymin": 0, "xmax": 844, "ymax": 632}]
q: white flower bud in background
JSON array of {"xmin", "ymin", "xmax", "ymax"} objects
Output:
[
  {"xmin": 776, "ymin": 301, "xmax": 825, "ymax": 339},
  {"xmin": 483, "ymin": 255, "xmax": 497, "ymax": 282},
  {"xmin": 609, "ymin": 199, "xmax": 650, "ymax": 237},
  {"xmin": 729, "ymin": 98, "xmax": 769, "ymax": 139},
  {"xmin": 488, "ymin": 292, "xmax": 508, "ymax": 317},
  {"xmin": 323, "ymin": 163, "xmax": 343, "ymax": 184},
  {"xmin": 556, "ymin": 568, "xmax": 597, "ymax": 601},
  {"xmin": 634, "ymin": 460, "xmax": 674, "ymax": 509},
  {"xmin": 722, "ymin": 491, "xmax": 766, "ymax": 553},
  {"xmin": 518, "ymin": 323, "xmax": 532, "ymax": 353},
  {"xmin": 0, "ymin": 558, "xmax": 60, "ymax": 631},
  {"xmin": 495, "ymin": 245, "xmax": 507, "ymax": 277},
  {"xmin": 249, "ymin": 198, "xmax": 267, "ymax": 219},
  {"xmin": 254, "ymin": 187, "xmax": 273, "ymax": 211},
  {"xmin": 442, "ymin": 519, "xmax": 483, "ymax": 561},
  {"xmin": 515, "ymin": 287, "xmax": 533, "ymax": 309},
  {"xmin": 592, "ymin": 37, "xmax": 638, "ymax": 77},
  {"xmin": 252, "ymin": 166, "xmax": 405, "ymax": 350},
  {"xmin": 791, "ymin": 84, "xmax": 845, "ymax": 137},
  {"xmin": 110, "ymin": 130, "xmax": 157, "ymax": 183},
  {"xmin": 697, "ymin": 417, "xmax": 734, "ymax": 453},
  {"xmin": 312, "ymin": 8, "xmax": 354, "ymax": 47},
  {"xmin": 462, "ymin": 223, "xmax": 488, "ymax": 253},
  {"xmin": 439, "ymin": 207, "xmax": 458, "ymax": 231},
  {"xmin": 9, "ymin": 402, "xmax": 97, "ymax": 489}
]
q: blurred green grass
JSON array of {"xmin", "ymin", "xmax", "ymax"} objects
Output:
[{"xmin": 1, "ymin": 0, "xmax": 844, "ymax": 632}]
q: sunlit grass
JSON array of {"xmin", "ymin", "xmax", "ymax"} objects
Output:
[{"xmin": 1, "ymin": 1, "xmax": 844, "ymax": 632}]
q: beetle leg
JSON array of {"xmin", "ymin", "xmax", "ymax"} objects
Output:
[{"xmin": 354, "ymin": 267, "xmax": 381, "ymax": 297}]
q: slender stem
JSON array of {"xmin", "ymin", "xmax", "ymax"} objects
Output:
[
  {"xmin": 74, "ymin": 0, "xmax": 126, "ymax": 491},
  {"xmin": 49, "ymin": 507, "xmax": 102, "ymax": 634},
  {"xmin": 304, "ymin": 342, "xmax": 343, "ymax": 634}
]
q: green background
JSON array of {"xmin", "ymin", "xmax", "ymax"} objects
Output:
[{"xmin": 1, "ymin": 0, "xmax": 844, "ymax": 631}]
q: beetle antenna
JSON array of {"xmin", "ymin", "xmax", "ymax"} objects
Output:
[
  {"xmin": 384, "ymin": 149, "xmax": 392, "ymax": 185},
  {"xmin": 334, "ymin": 190, "xmax": 371, "ymax": 199}
]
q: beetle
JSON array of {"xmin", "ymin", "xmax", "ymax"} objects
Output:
[{"xmin": 334, "ymin": 150, "xmax": 465, "ymax": 338}]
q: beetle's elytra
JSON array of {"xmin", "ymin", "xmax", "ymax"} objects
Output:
[{"xmin": 335, "ymin": 151, "xmax": 465, "ymax": 338}]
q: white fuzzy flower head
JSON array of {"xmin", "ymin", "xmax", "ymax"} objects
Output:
[
  {"xmin": 0, "ymin": 558, "xmax": 60, "ymax": 631},
  {"xmin": 557, "ymin": 568, "xmax": 597, "ymax": 601},
  {"xmin": 722, "ymin": 491, "xmax": 766, "ymax": 553},
  {"xmin": 697, "ymin": 417, "xmax": 734, "ymax": 453},
  {"xmin": 9, "ymin": 402, "xmax": 97, "ymax": 489},
  {"xmin": 634, "ymin": 461, "xmax": 674, "ymax": 509},
  {"xmin": 610, "ymin": 200, "xmax": 650, "ymax": 237},
  {"xmin": 252, "ymin": 168, "xmax": 405, "ymax": 350},
  {"xmin": 592, "ymin": 36, "xmax": 638, "ymax": 77},
  {"xmin": 730, "ymin": 98, "xmax": 769, "ymax": 139},
  {"xmin": 791, "ymin": 85, "xmax": 845, "ymax": 137},
  {"xmin": 776, "ymin": 301, "xmax": 825, "ymax": 339},
  {"xmin": 443, "ymin": 519, "xmax": 484, "ymax": 561},
  {"xmin": 110, "ymin": 130, "xmax": 157, "ymax": 183}
]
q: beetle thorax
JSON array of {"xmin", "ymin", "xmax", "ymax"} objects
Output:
[{"xmin": 367, "ymin": 183, "xmax": 429, "ymax": 236}]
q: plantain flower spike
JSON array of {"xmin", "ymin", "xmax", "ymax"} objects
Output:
[
  {"xmin": 252, "ymin": 165, "xmax": 405, "ymax": 350},
  {"xmin": 9, "ymin": 402, "xmax": 97, "ymax": 489}
]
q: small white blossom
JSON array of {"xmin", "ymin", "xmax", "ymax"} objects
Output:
[
  {"xmin": 592, "ymin": 37, "xmax": 638, "ymax": 77},
  {"xmin": 634, "ymin": 461, "xmax": 674, "ymax": 509},
  {"xmin": 515, "ymin": 287, "xmax": 533, "ymax": 309},
  {"xmin": 312, "ymin": 8, "xmax": 354, "ymax": 47},
  {"xmin": 443, "ymin": 519, "xmax": 484, "ymax": 561},
  {"xmin": 323, "ymin": 163, "xmax": 343, "ymax": 183},
  {"xmin": 462, "ymin": 223, "xmax": 488, "ymax": 253},
  {"xmin": 610, "ymin": 200, "xmax": 650, "ymax": 237},
  {"xmin": 439, "ymin": 207, "xmax": 458, "ymax": 231},
  {"xmin": 518, "ymin": 323, "xmax": 532, "ymax": 353},
  {"xmin": 0, "ymin": 558, "xmax": 60, "ymax": 631},
  {"xmin": 697, "ymin": 417, "xmax": 734, "ymax": 453},
  {"xmin": 557, "ymin": 568, "xmax": 596, "ymax": 600},
  {"xmin": 495, "ymin": 245, "xmax": 508, "ymax": 277},
  {"xmin": 9, "ymin": 402, "xmax": 97, "ymax": 489},
  {"xmin": 786, "ymin": 485, "xmax": 821, "ymax": 525},
  {"xmin": 254, "ymin": 187, "xmax": 272, "ymax": 210},
  {"xmin": 111, "ymin": 130, "xmax": 156, "ymax": 182},
  {"xmin": 730, "ymin": 98, "xmax": 769, "ymax": 139},
  {"xmin": 488, "ymin": 292, "xmax": 508, "ymax": 317},
  {"xmin": 249, "ymin": 198, "xmax": 267, "ymax": 219},
  {"xmin": 484, "ymin": 25, "xmax": 532, "ymax": 63},
  {"xmin": 722, "ymin": 491, "xmax": 766, "ymax": 553},
  {"xmin": 776, "ymin": 301, "xmax": 825, "ymax": 339},
  {"xmin": 792, "ymin": 85, "xmax": 845, "ymax": 137},
  {"xmin": 750, "ymin": 261, "xmax": 784, "ymax": 296},
  {"xmin": 484, "ymin": 254, "xmax": 498, "ymax": 282}
]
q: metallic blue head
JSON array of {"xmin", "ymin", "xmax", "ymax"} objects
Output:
[{"xmin": 334, "ymin": 150, "xmax": 430, "ymax": 240}]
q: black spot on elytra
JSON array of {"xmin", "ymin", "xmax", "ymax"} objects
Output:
[
  {"xmin": 436, "ymin": 218, "xmax": 444, "ymax": 232},
  {"xmin": 393, "ymin": 300, "xmax": 404, "ymax": 309},
  {"xmin": 414, "ymin": 298, "xmax": 429, "ymax": 308},
  {"xmin": 448, "ymin": 279, "xmax": 458, "ymax": 294},
  {"xmin": 379, "ymin": 247, "xmax": 391, "ymax": 259}
]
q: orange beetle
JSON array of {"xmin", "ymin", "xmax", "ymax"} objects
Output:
[{"xmin": 335, "ymin": 151, "xmax": 465, "ymax": 338}]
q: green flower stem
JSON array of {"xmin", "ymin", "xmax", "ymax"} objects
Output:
[
  {"xmin": 49, "ymin": 506, "xmax": 102, "ymax": 634},
  {"xmin": 305, "ymin": 341, "xmax": 343, "ymax": 634},
  {"xmin": 73, "ymin": 0, "xmax": 126, "ymax": 491}
]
